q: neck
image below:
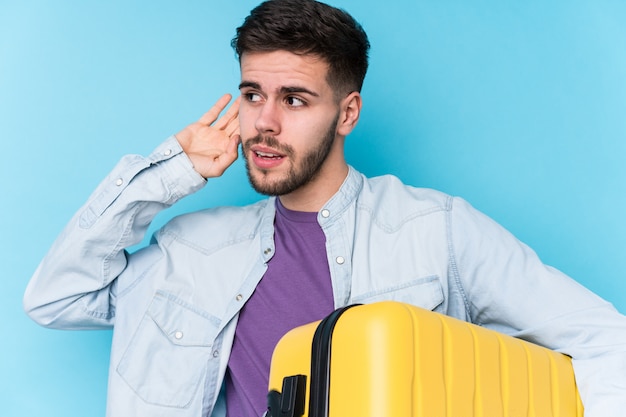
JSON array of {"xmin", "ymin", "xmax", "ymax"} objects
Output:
[{"xmin": 278, "ymin": 162, "xmax": 349, "ymax": 212}]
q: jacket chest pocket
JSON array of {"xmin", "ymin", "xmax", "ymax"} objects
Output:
[
  {"xmin": 116, "ymin": 290, "xmax": 220, "ymax": 408},
  {"xmin": 351, "ymin": 275, "xmax": 444, "ymax": 312}
]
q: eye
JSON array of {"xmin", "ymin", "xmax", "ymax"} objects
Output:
[
  {"xmin": 286, "ymin": 96, "xmax": 306, "ymax": 108},
  {"xmin": 244, "ymin": 92, "xmax": 262, "ymax": 103}
]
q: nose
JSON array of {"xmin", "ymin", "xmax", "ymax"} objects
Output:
[{"xmin": 254, "ymin": 100, "xmax": 281, "ymax": 136}]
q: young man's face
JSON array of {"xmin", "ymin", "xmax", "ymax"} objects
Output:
[{"xmin": 238, "ymin": 50, "xmax": 345, "ymax": 197}]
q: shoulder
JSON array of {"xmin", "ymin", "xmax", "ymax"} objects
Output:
[
  {"xmin": 360, "ymin": 173, "xmax": 453, "ymax": 215},
  {"xmin": 156, "ymin": 199, "xmax": 271, "ymax": 250}
]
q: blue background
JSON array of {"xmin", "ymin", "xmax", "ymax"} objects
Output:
[{"xmin": 2, "ymin": 1, "xmax": 625, "ymax": 415}]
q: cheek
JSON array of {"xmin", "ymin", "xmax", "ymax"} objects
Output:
[{"xmin": 237, "ymin": 110, "xmax": 256, "ymax": 138}]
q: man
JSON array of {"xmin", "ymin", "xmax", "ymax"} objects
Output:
[{"xmin": 24, "ymin": 1, "xmax": 626, "ymax": 416}]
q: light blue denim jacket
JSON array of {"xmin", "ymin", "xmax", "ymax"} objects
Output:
[{"xmin": 24, "ymin": 136, "xmax": 626, "ymax": 417}]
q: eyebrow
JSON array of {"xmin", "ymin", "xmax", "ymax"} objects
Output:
[{"xmin": 238, "ymin": 81, "xmax": 319, "ymax": 97}]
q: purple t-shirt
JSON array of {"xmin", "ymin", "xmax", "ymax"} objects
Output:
[{"xmin": 225, "ymin": 199, "xmax": 335, "ymax": 417}]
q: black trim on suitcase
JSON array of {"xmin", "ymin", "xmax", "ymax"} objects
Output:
[
  {"xmin": 266, "ymin": 304, "xmax": 360, "ymax": 417},
  {"xmin": 309, "ymin": 304, "xmax": 360, "ymax": 417}
]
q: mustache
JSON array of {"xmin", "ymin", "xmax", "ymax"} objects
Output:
[{"xmin": 243, "ymin": 135, "xmax": 294, "ymax": 156}]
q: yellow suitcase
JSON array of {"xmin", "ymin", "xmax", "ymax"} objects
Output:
[{"xmin": 266, "ymin": 301, "xmax": 583, "ymax": 417}]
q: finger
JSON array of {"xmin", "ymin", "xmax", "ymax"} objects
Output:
[
  {"xmin": 225, "ymin": 115, "xmax": 240, "ymax": 137},
  {"xmin": 225, "ymin": 133, "xmax": 240, "ymax": 157},
  {"xmin": 197, "ymin": 94, "xmax": 233, "ymax": 125},
  {"xmin": 213, "ymin": 95, "xmax": 241, "ymax": 130}
]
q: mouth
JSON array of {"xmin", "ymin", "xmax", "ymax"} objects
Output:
[
  {"xmin": 254, "ymin": 149, "xmax": 284, "ymax": 160},
  {"xmin": 249, "ymin": 145, "xmax": 287, "ymax": 169}
]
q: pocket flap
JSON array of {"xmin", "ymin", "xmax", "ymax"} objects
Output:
[
  {"xmin": 351, "ymin": 275, "xmax": 444, "ymax": 311},
  {"xmin": 148, "ymin": 290, "xmax": 219, "ymax": 347}
]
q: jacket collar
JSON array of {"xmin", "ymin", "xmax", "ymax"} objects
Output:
[
  {"xmin": 257, "ymin": 165, "xmax": 363, "ymax": 258},
  {"xmin": 317, "ymin": 165, "xmax": 363, "ymax": 226}
]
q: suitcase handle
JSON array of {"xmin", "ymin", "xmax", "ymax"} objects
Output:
[{"xmin": 267, "ymin": 374, "xmax": 307, "ymax": 417}]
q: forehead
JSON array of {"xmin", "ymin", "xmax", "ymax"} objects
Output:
[{"xmin": 240, "ymin": 50, "xmax": 331, "ymax": 92}]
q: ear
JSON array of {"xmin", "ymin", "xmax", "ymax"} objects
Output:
[{"xmin": 337, "ymin": 91, "xmax": 362, "ymax": 137}]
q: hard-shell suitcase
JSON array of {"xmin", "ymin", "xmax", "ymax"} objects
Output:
[{"xmin": 266, "ymin": 301, "xmax": 583, "ymax": 417}]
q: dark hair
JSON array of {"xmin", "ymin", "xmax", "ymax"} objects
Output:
[{"xmin": 232, "ymin": 0, "xmax": 370, "ymax": 97}]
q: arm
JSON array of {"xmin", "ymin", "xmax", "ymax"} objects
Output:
[
  {"xmin": 23, "ymin": 94, "xmax": 241, "ymax": 329},
  {"xmin": 449, "ymin": 197, "xmax": 626, "ymax": 416}
]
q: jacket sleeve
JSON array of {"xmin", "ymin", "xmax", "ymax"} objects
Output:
[
  {"xmin": 23, "ymin": 136, "xmax": 207, "ymax": 329},
  {"xmin": 448, "ymin": 196, "xmax": 626, "ymax": 417}
]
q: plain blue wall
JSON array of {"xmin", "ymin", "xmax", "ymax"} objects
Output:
[{"xmin": 2, "ymin": 1, "xmax": 625, "ymax": 415}]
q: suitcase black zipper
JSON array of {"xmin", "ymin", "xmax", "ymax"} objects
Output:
[{"xmin": 267, "ymin": 304, "xmax": 360, "ymax": 417}]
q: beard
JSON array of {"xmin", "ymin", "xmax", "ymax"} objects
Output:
[{"xmin": 242, "ymin": 114, "xmax": 339, "ymax": 196}]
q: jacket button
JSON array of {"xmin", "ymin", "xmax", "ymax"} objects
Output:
[
  {"xmin": 321, "ymin": 209, "xmax": 330, "ymax": 218},
  {"xmin": 164, "ymin": 149, "xmax": 172, "ymax": 156},
  {"xmin": 174, "ymin": 331, "xmax": 183, "ymax": 340},
  {"xmin": 115, "ymin": 178, "xmax": 123, "ymax": 186},
  {"xmin": 336, "ymin": 256, "xmax": 345, "ymax": 265},
  {"xmin": 236, "ymin": 294, "xmax": 243, "ymax": 302},
  {"xmin": 212, "ymin": 350, "xmax": 220, "ymax": 358}
]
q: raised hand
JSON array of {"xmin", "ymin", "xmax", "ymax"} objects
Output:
[{"xmin": 175, "ymin": 94, "xmax": 241, "ymax": 179}]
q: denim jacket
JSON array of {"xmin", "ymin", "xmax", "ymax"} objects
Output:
[{"xmin": 24, "ymin": 136, "xmax": 626, "ymax": 417}]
